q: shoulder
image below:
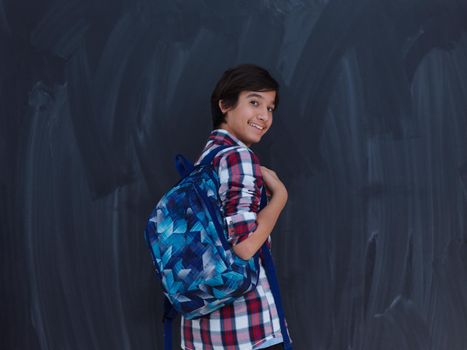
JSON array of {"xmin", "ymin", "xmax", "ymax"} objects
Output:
[
  {"xmin": 212, "ymin": 147, "xmax": 263, "ymax": 189},
  {"xmin": 214, "ymin": 146, "xmax": 261, "ymax": 172}
]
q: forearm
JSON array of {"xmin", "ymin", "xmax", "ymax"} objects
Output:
[{"xmin": 232, "ymin": 192, "xmax": 287, "ymax": 260}]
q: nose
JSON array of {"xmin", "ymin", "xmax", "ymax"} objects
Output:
[{"xmin": 257, "ymin": 109, "xmax": 270, "ymax": 122}]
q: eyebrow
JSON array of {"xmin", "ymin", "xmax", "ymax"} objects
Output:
[
  {"xmin": 246, "ymin": 93, "xmax": 275, "ymax": 106},
  {"xmin": 246, "ymin": 93, "xmax": 263, "ymax": 99}
]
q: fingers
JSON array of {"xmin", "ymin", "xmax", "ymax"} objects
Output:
[
  {"xmin": 261, "ymin": 166, "xmax": 274, "ymax": 175},
  {"xmin": 261, "ymin": 166, "xmax": 279, "ymax": 181}
]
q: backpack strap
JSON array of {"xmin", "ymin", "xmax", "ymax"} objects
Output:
[
  {"xmin": 175, "ymin": 145, "xmax": 236, "ymax": 178},
  {"xmin": 259, "ymin": 189, "xmax": 293, "ymax": 349},
  {"xmin": 174, "ymin": 154, "xmax": 194, "ymax": 177},
  {"xmin": 162, "ymin": 297, "xmax": 177, "ymax": 350},
  {"xmin": 200, "ymin": 144, "xmax": 238, "ymax": 166}
]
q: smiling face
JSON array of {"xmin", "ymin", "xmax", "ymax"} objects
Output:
[{"xmin": 218, "ymin": 90, "xmax": 276, "ymax": 147}]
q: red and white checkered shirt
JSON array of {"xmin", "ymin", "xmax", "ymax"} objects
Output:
[{"xmin": 181, "ymin": 129, "xmax": 288, "ymax": 350}]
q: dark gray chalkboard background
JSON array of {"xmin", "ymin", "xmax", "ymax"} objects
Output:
[{"xmin": 2, "ymin": 0, "xmax": 467, "ymax": 349}]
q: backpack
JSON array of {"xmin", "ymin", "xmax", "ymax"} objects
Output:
[
  {"xmin": 144, "ymin": 145, "xmax": 293, "ymax": 350},
  {"xmin": 144, "ymin": 145, "xmax": 261, "ymax": 319}
]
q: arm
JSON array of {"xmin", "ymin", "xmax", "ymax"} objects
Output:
[
  {"xmin": 216, "ymin": 148, "xmax": 287, "ymax": 260},
  {"xmin": 232, "ymin": 167, "xmax": 288, "ymax": 260}
]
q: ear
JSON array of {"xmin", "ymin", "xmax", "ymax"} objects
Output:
[{"xmin": 218, "ymin": 100, "xmax": 230, "ymax": 114}]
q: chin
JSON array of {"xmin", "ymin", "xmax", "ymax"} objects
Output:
[{"xmin": 249, "ymin": 137, "xmax": 262, "ymax": 145}]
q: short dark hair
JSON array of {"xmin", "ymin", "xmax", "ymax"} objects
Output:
[{"xmin": 211, "ymin": 64, "xmax": 280, "ymax": 129}]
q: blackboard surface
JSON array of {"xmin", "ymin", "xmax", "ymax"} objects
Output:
[{"xmin": 2, "ymin": 1, "xmax": 467, "ymax": 349}]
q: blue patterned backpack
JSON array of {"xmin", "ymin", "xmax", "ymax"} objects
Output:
[
  {"xmin": 144, "ymin": 145, "xmax": 261, "ymax": 318},
  {"xmin": 144, "ymin": 145, "xmax": 292, "ymax": 350}
]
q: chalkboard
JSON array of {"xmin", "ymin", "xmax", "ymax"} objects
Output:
[{"xmin": 2, "ymin": 0, "xmax": 467, "ymax": 349}]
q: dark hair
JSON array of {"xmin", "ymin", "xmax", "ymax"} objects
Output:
[{"xmin": 211, "ymin": 64, "xmax": 280, "ymax": 129}]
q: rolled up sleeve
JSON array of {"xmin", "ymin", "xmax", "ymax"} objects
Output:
[{"xmin": 216, "ymin": 147, "xmax": 263, "ymax": 246}]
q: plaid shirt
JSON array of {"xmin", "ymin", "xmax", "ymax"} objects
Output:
[{"xmin": 181, "ymin": 129, "xmax": 287, "ymax": 350}]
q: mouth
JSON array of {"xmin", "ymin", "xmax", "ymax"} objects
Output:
[{"xmin": 248, "ymin": 121, "xmax": 265, "ymax": 131}]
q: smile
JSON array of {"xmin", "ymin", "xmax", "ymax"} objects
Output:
[{"xmin": 248, "ymin": 121, "xmax": 264, "ymax": 130}]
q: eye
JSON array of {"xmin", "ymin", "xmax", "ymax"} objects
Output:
[
  {"xmin": 267, "ymin": 106, "xmax": 275, "ymax": 112},
  {"xmin": 250, "ymin": 100, "xmax": 259, "ymax": 106}
]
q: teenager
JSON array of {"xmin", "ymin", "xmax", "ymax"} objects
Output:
[{"xmin": 181, "ymin": 64, "xmax": 290, "ymax": 350}]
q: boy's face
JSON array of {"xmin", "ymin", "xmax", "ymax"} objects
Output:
[{"xmin": 219, "ymin": 90, "xmax": 276, "ymax": 147}]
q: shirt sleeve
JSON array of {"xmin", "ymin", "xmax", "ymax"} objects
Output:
[{"xmin": 216, "ymin": 147, "xmax": 263, "ymax": 246}]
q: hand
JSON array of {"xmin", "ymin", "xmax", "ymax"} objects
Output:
[{"xmin": 260, "ymin": 166, "xmax": 288, "ymax": 201}]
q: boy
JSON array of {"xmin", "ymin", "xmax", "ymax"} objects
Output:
[{"xmin": 181, "ymin": 64, "xmax": 290, "ymax": 350}]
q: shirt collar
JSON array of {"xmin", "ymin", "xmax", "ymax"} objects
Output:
[{"xmin": 208, "ymin": 128, "xmax": 249, "ymax": 148}]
